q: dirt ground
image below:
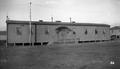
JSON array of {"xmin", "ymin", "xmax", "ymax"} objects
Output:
[{"xmin": 0, "ymin": 40, "xmax": 120, "ymax": 69}]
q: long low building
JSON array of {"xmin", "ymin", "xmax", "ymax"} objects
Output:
[
  {"xmin": 0, "ymin": 31, "xmax": 6, "ymax": 40},
  {"xmin": 0, "ymin": 31, "xmax": 6, "ymax": 46},
  {"xmin": 110, "ymin": 26, "xmax": 120, "ymax": 40},
  {"xmin": 6, "ymin": 20, "xmax": 110, "ymax": 45}
]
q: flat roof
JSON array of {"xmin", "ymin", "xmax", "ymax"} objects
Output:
[
  {"xmin": 6, "ymin": 20, "xmax": 110, "ymax": 27},
  {"xmin": 6, "ymin": 20, "xmax": 38, "ymax": 24}
]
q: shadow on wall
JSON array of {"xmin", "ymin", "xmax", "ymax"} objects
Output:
[{"xmin": 55, "ymin": 26, "xmax": 76, "ymax": 43}]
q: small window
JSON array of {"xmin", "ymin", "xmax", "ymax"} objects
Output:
[
  {"xmin": 117, "ymin": 36, "xmax": 119, "ymax": 38},
  {"xmin": 73, "ymin": 31, "xmax": 76, "ymax": 35},
  {"xmin": 112, "ymin": 30, "xmax": 113, "ymax": 33},
  {"xmin": 103, "ymin": 31, "xmax": 105, "ymax": 34},
  {"xmin": 85, "ymin": 29, "xmax": 88, "ymax": 35},
  {"xmin": 21, "ymin": 24, "xmax": 24, "ymax": 26},
  {"xmin": 16, "ymin": 27, "xmax": 22, "ymax": 35},
  {"xmin": 45, "ymin": 30, "xmax": 49, "ymax": 35},
  {"xmin": 95, "ymin": 29, "xmax": 98, "ymax": 34}
]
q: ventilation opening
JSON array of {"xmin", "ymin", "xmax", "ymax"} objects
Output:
[
  {"xmin": 34, "ymin": 43, "xmax": 41, "ymax": 45},
  {"xmin": 90, "ymin": 41, "xmax": 95, "ymax": 42},
  {"xmin": 117, "ymin": 36, "xmax": 119, "ymax": 38},
  {"xmin": 83, "ymin": 41, "xmax": 90, "ymax": 43},
  {"xmin": 24, "ymin": 43, "xmax": 31, "ymax": 46},
  {"xmin": 42, "ymin": 42, "xmax": 48, "ymax": 45},
  {"xmin": 78, "ymin": 41, "xmax": 83, "ymax": 43},
  {"xmin": 96, "ymin": 40, "xmax": 100, "ymax": 42},
  {"xmin": 15, "ymin": 43, "xmax": 23, "ymax": 46},
  {"xmin": 7, "ymin": 43, "xmax": 14, "ymax": 46}
]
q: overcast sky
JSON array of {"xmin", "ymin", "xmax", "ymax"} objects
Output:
[{"xmin": 0, "ymin": 0, "xmax": 120, "ymax": 30}]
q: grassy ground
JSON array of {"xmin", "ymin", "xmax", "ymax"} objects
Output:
[{"xmin": 0, "ymin": 40, "xmax": 120, "ymax": 69}]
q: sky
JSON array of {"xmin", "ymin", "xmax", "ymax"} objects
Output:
[{"xmin": 0, "ymin": 0, "xmax": 120, "ymax": 30}]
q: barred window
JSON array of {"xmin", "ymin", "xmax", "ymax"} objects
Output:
[
  {"xmin": 16, "ymin": 27, "xmax": 22, "ymax": 35},
  {"xmin": 73, "ymin": 31, "xmax": 76, "ymax": 35},
  {"xmin": 45, "ymin": 30, "xmax": 49, "ymax": 35},
  {"xmin": 103, "ymin": 31, "xmax": 105, "ymax": 34},
  {"xmin": 95, "ymin": 29, "xmax": 98, "ymax": 34},
  {"xmin": 85, "ymin": 29, "xmax": 88, "ymax": 35},
  {"xmin": 112, "ymin": 30, "xmax": 113, "ymax": 33}
]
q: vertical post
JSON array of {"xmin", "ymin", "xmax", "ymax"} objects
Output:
[
  {"xmin": 6, "ymin": 21, "xmax": 8, "ymax": 47},
  {"xmin": 70, "ymin": 17, "xmax": 72, "ymax": 23},
  {"xmin": 51, "ymin": 17, "xmax": 53, "ymax": 22},
  {"xmin": 6, "ymin": 16, "xmax": 9, "ymax": 20},
  {"xmin": 29, "ymin": 2, "xmax": 32, "ymax": 46},
  {"xmin": 6, "ymin": 11, "xmax": 9, "ymax": 47}
]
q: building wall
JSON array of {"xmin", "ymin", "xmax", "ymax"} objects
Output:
[
  {"xmin": 36, "ymin": 24, "xmax": 110, "ymax": 44},
  {"xmin": 110, "ymin": 29, "xmax": 120, "ymax": 35},
  {"xmin": 110, "ymin": 29, "xmax": 120, "ymax": 40},
  {"xmin": 7, "ymin": 24, "xmax": 35, "ymax": 43},
  {"xmin": 0, "ymin": 31, "xmax": 6, "ymax": 40},
  {"xmin": 7, "ymin": 22, "xmax": 110, "ymax": 44}
]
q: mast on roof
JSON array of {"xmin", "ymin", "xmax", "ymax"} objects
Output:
[
  {"xmin": 6, "ymin": 12, "xmax": 9, "ymax": 20},
  {"xmin": 29, "ymin": 2, "xmax": 32, "ymax": 45},
  {"xmin": 51, "ymin": 17, "xmax": 53, "ymax": 22},
  {"xmin": 70, "ymin": 17, "xmax": 72, "ymax": 23}
]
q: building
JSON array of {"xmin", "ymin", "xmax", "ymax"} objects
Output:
[
  {"xmin": 6, "ymin": 20, "xmax": 110, "ymax": 45},
  {"xmin": 0, "ymin": 31, "xmax": 6, "ymax": 40},
  {"xmin": 0, "ymin": 31, "xmax": 7, "ymax": 45},
  {"xmin": 110, "ymin": 26, "xmax": 120, "ymax": 40},
  {"xmin": 6, "ymin": 20, "xmax": 36, "ymax": 46}
]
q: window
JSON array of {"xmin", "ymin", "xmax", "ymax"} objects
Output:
[
  {"xmin": 103, "ymin": 31, "xmax": 105, "ymax": 34},
  {"xmin": 117, "ymin": 36, "xmax": 119, "ymax": 38},
  {"xmin": 95, "ymin": 29, "xmax": 98, "ymax": 34},
  {"xmin": 21, "ymin": 24, "xmax": 24, "ymax": 26},
  {"xmin": 85, "ymin": 29, "xmax": 88, "ymax": 35},
  {"xmin": 112, "ymin": 30, "xmax": 113, "ymax": 33},
  {"xmin": 73, "ymin": 31, "xmax": 76, "ymax": 35},
  {"xmin": 16, "ymin": 27, "xmax": 22, "ymax": 35},
  {"xmin": 44, "ymin": 26, "xmax": 49, "ymax": 35},
  {"xmin": 45, "ymin": 30, "xmax": 49, "ymax": 35}
]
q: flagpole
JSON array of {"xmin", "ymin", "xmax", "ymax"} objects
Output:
[{"xmin": 29, "ymin": 2, "xmax": 32, "ymax": 46}]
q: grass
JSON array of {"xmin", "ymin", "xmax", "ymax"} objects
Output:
[{"xmin": 0, "ymin": 40, "xmax": 120, "ymax": 69}]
